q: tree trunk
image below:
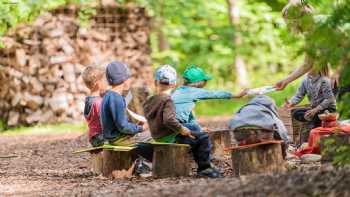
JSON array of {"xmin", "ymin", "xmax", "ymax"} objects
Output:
[
  {"xmin": 152, "ymin": 144, "xmax": 191, "ymax": 178},
  {"xmin": 208, "ymin": 130, "xmax": 232, "ymax": 157},
  {"xmin": 227, "ymin": 0, "xmax": 249, "ymax": 87},
  {"xmin": 156, "ymin": 0, "xmax": 169, "ymax": 52},
  {"xmin": 230, "ymin": 141, "xmax": 286, "ymax": 176},
  {"xmin": 102, "ymin": 150, "xmax": 133, "ymax": 177}
]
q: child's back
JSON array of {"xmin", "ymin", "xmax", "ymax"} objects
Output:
[
  {"xmin": 82, "ymin": 65, "xmax": 107, "ymax": 147},
  {"xmin": 290, "ymin": 75, "xmax": 336, "ymax": 110},
  {"xmin": 83, "ymin": 96, "xmax": 103, "ymax": 146},
  {"xmin": 100, "ymin": 90, "xmax": 143, "ymax": 142},
  {"xmin": 144, "ymin": 93, "xmax": 184, "ymax": 141}
]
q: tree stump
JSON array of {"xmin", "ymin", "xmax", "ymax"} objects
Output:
[
  {"xmin": 278, "ymin": 107, "xmax": 309, "ymax": 145},
  {"xmin": 91, "ymin": 152, "xmax": 103, "ymax": 175},
  {"xmin": 208, "ymin": 130, "xmax": 232, "ymax": 157},
  {"xmin": 152, "ymin": 144, "xmax": 191, "ymax": 178},
  {"xmin": 102, "ymin": 150, "xmax": 133, "ymax": 177},
  {"xmin": 230, "ymin": 141, "xmax": 285, "ymax": 176}
]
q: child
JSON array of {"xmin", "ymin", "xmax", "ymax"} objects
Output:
[
  {"xmin": 100, "ymin": 61, "xmax": 152, "ymax": 161},
  {"xmin": 143, "ymin": 65, "xmax": 220, "ymax": 178},
  {"xmin": 82, "ymin": 65, "xmax": 107, "ymax": 147},
  {"xmin": 285, "ymin": 66, "xmax": 337, "ymax": 130},
  {"xmin": 171, "ymin": 65, "xmax": 247, "ymax": 131}
]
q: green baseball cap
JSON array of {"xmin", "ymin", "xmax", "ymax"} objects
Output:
[{"xmin": 182, "ymin": 65, "xmax": 212, "ymax": 83}]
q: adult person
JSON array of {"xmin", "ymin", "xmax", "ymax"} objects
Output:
[{"xmin": 274, "ymin": 0, "xmax": 314, "ymax": 90}]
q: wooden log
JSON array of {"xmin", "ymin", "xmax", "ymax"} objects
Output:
[
  {"xmin": 320, "ymin": 133, "xmax": 350, "ymax": 163},
  {"xmin": 91, "ymin": 152, "xmax": 104, "ymax": 175},
  {"xmin": 102, "ymin": 150, "xmax": 133, "ymax": 177},
  {"xmin": 152, "ymin": 144, "xmax": 191, "ymax": 178},
  {"xmin": 7, "ymin": 111, "xmax": 20, "ymax": 127},
  {"xmin": 208, "ymin": 129, "xmax": 232, "ymax": 157},
  {"xmin": 278, "ymin": 107, "xmax": 309, "ymax": 145},
  {"xmin": 230, "ymin": 141, "xmax": 285, "ymax": 176}
]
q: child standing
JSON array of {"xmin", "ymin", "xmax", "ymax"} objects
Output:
[
  {"xmin": 285, "ymin": 66, "xmax": 337, "ymax": 130},
  {"xmin": 143, "ymin": 65, "xmax": 220, "ymax": 178},
  {"xmin": 82, "ymin": 65, "xmax": 107, "ymax": 147},
  {"xmin": 171, "ymin": 65, "xmax": 247, "ymax": 131},
  {"xmin": 100, "ymin": 61, "xmax": 152, "ymax": 161}
]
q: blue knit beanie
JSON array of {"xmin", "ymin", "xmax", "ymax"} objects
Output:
[{"xmin": 106, "ymin": 61, "xmax": 131, "ymax": 85}]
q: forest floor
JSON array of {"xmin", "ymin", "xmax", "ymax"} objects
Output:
[{"xmin": 1, "ymin": 117, "xmax": 350, "ymax": 197}]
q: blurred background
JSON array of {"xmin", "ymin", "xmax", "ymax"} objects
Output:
[{"xmin": 0, "ymin": 0, "xmax": 349, "ymax": 132}]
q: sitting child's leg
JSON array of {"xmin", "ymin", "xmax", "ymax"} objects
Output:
[
  {"xmin": 90, "ymin": 133, "xmax": 104, "ymax": 147},
  {"xmin": 133, "ymin": 143, "xmax": 154, "ymax": 162},
  {"xmin": 183, "ymin": 122, "xmax": 202, "ymax": 133},
  {"xmin": 175, "ymin": 131, "xmax": 211, "ymax": 171},
  {"xmin": 291, "ymin": 108, "xmax": 309, "ymax": 122}
]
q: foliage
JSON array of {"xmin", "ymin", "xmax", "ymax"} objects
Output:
[
  {"xmin": 0, "ymin": 0, "xmax": 349, "ymax": 117},
  {"xmin": 322, "ymin": 134, "xmax": 350, "ymax": 166}
]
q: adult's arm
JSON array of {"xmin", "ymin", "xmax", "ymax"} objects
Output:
[{"xmin": 275, "ymin": 56, "xmax": 313, "ymax": 90}]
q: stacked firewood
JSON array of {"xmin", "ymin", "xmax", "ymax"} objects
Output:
[{"xmin": 0, "ymin": 5, "xmax": 153, "ymax": 127}]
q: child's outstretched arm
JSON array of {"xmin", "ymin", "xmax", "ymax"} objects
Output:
[
  {"xmin": 191, "ymin": 88, "xmax": 233, "ymax": 100},
  {"xmin": 287, "ymin": 79, "xmax": 307, "ymax": 108},
  {"xmin": 232, "ymin": 89, "xmax": 248, "ymax": 99}
]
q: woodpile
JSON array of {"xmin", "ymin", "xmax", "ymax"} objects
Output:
[{"xmin": 0, "ymin": 4, "xmax": 153, "ymax": 127}]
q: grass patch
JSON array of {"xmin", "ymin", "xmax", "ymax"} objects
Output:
[
  {"xmin": 0, "ymin": 123, "xmax": 87, "ymax": 136},
  {"xmin": 195, "ymin": 80, "xmax": 308, "ymax": 116}
]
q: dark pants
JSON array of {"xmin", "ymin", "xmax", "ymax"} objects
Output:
[
  {"xmin": 90, "ymin": 133, "xmax": 104, "ymax": 147},
  {"xmin": 292, "ymin": 107, "xmax": 336, "ymax": 143},
  {"xmin": 176, "ymin": 123, "xmax": 212, "ymax": 171},
  {"xmin": 132, "ymin": 143, "xmax": 154, "ymax": 162},
  {"xmin": 292, "ymin": 107, "xmax": 336, "ymax": 129}
]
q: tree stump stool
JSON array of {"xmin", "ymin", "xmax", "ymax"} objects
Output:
[
  {"xmin": 91, "ymin": 152, "xmax": 103, "ymax": 175},
  {"xmin": 152, "ymin": 144, "xmax": 191, "ymax": 178},
  {"xmin": 102, "ymin": 150, "xmax": 133, "ymax": 177},
  {"xmin": 229, "ymin": 140, "xmax": 285, "ymax": 176},
  {"xmin": 278, "ymin": 106, "xmax": 309, "ymax": 145},
  {"xmin": 208, "ymin": 129, "xmax": 232, "ymax": 157}
]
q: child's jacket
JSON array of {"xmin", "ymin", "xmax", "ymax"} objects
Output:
[
  {"xmin": 83, "ymin": 96, "xmax": 102, "ymax": 141},
  {"xmin": 229, "ymin": 95, "xmax": 290, "ymax": 144},
  {"xmin": 290, "ymin": 75, "xmax": 336, "ymax": 110},
  {"xmin": 100, "ymin": 90, "xmax": 142, "ymax": 141},
  {"xmin": 143, "ymin": 93, "xmax": 184, "ymax": 139},
  {"xmin": 171, "ymin": 86, "xmax": 232, "ymax": 123}
]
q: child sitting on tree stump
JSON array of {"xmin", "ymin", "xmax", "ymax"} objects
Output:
[
  {"xmin": 143, "ymin": 65, "xmax": 220, "ymax": 178},
  {"xmin": 82, "ymin": 65, "xmax": 108, "ymax": 147},
  {"xmin": 284, "ymin": 66, "xmax": 337, "ymax": 138},
  {"xmin": 171, "ymin": 65, "xmax": 247, "ymax": 132},
  {"xmin": 100, "ymin": 61, "xmax": 153, "ymax": 162}
]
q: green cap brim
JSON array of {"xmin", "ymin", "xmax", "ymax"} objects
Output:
[{"xmin": 204, "ymin": 75, "xmax": 212, "ymax": 81}]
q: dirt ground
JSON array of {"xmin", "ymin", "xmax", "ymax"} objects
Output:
[{"xmin": 1, "ymin": 118, "xmax": 350, "ymax": 197}]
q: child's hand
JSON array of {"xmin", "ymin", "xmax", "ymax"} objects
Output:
[
  {"xmin": 142, "ymin": 123, "xmax": 149, "ymax": 131},
  {"xmin": 180, "ymin": 128, "xmax": 196, "ymax": 139},
  {"xmin": 202, "ymin": 127, "xmax": 210, "ymax": 133},
  {"xmin": 233, "ymin": 89, "xmax": 248, "ymax": 99},
  {"xmin": 283, "ymin": 99, "xmax": 294, "ymax": 109},
  {"xmin": 304, "ymin": 107, "xmax": 321, "ymax": 121}
]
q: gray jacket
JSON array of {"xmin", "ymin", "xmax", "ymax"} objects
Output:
[
  {"xmin": 290, "ymin": 75, "xmax": 336, "ymax": 110},
  {"xmin": 229, "ymin": 95, "xmax": 290, "ymax": 143}
]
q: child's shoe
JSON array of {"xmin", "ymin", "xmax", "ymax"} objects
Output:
[
  {"xmin": 134, "ymin": 157, "xmax": 152, "ymax": 176},
  {"xmin": 197, "ymin": 167, "xmax": 221, "ymax": 178}
]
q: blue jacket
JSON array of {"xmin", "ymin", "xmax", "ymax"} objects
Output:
[
  {"xmin": 171, "ymin": 86, "xmax": 232, "ymax": 124},
  {"xmin": 100, "ymin": 90, "xmax": 142, "ymax": 141}
]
